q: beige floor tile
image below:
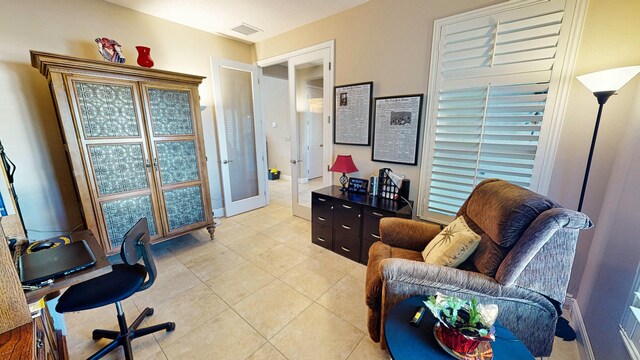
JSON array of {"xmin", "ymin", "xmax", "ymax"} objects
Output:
[
  {"xmin": 260, "ymin": 221, "xmax": 306, "ymax": 243},
  {"xmin": 132, "ymin": 260, "xmax": 202, "ymax": 309},
  {"xmin": 166, "ymin": 235, "xmax": 227, "ymax": 265},
  {"xmin": 66, "ymin": 299, "xmax": 162, "ymax": 360},
  {"xmin": 225, "ymin": 232, "xmax": 281, "ymax": 260},
  {"xmin": 162, "ymin": 308, "xmax": 266, "ymax": 360},
  {"xmin": 317, "ymin": 274, "xmax": 368, "ymax": 332},
  {"xmin": 146, "ymin": 283, "xmax": 229, "ymax": 346},
  {"xmin": 271, "ymin": 303, "xmax": 364, "ymax": 360},
  {"xmin": 347, "ymin": 336, "xmax": 389, "ymax": 360},
  {"xmin": 549, "ymin": 336, "xmax": 580, "ymax": 359},
  {"xmin": 213, "ymin": 222, "xmax": 260, "ymax": 245},
  {"xmin": 247, "ymin": 342, "xmax": 287, "ymax": 360},
  {"xmin": 233, "ymin": 279, "xmax": 312, "ymax": 339},
  {"xmin": 245, "ymin": 215, "xmax": 284, "ymax": 232},
  {"xmin": 252, "ymin": 244, "xmax": 309, "ymax": 277},
  {"xmin": 314, "ymin": 250, "xmax": 365, "ymax": 275},
  {"xmin": 280, "ymin": 257, "xmax": 348, "ymax": 299},
  {"xmin": 182, "ymin": 245, "xmax": 246, "ymax": 282},
  {"xmin": 145, "ymin": 350, "xmax": 169, "ymax": 360},
  {"xmin": 283, "ymin": 235, "xmax": 328, "ymax": 258},
  {"xmin": 206, "ymin": 262, "xmax": 275, "ymax": 305}
]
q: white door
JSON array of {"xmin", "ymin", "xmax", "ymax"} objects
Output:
[
  {"xmin": 288, "ymin": 48, "xmax": 333, "ymax": 219},
  {"xmin": 212, "ymin": 59, "xmax": 267, "ymax": 216}
]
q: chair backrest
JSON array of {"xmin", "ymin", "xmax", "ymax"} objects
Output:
[
  {"xmin": 457, "ymin": 179, "xmax": 592, "ymax": 304},
  {"xmin": 121, "ymin": 218, "xmax": 157, "ymax": 291}
]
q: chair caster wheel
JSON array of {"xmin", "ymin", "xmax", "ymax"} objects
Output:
[
  {"xmin": 147, "ymin": 308, "xmax": 154, "ymax": 317},
  {"xmin": 167, "ymin": 322, "xmax": 176, "ymax": 332}
]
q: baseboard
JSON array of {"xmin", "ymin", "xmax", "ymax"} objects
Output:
[
  {"xmin": 565, "ymin": 295, "xmax": 595, "ymax": 360},
  {"xmin": 280, "ymin": 174, "xmax": 291, "ymax": 181},
  {"xmin": 212, "ymin": 208, "xmax": 225, "ymax": 218}
]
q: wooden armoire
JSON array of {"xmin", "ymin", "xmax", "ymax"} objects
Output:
[{"xmin": 31, "ymin": 51, "xmax": 214, "ymax": 254}]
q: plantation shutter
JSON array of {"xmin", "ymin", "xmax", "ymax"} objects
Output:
[{"xmin": 421, "ymin": 0, "xmax": 573, "ymax": 223}]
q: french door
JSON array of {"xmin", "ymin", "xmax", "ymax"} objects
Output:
[
  {"xmin": 288, "ymin": 48, "xmax": 333, "ymax": 219},
  {"xmin": 211, "ymin": 59, "xmax": 267, "ymax": 216}
]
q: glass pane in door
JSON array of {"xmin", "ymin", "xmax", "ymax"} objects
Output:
[
  {"xmin": 156, "ymin": 140, "xmax": 200, "ymax": 185},
  {"xmin": 88, "ymin": 144, "xmax": 149, "ymax": 196},
  {"xmin": 219, "ymin": 67, "xmax": 259, "ymax": 202},
  {"xmin": 75, "ymin": 81, "xmax": 139, "ymax": 138}
]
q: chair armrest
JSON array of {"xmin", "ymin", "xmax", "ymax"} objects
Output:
[
  {"xmin": 379, "ymin": 218, "xmax": 442, "ymax": 251},
  {"xmin": 380, "ymin": 258, "xmax": 556, "ymax": 315}
]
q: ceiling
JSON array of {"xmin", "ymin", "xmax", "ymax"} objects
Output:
[{"xmin": 105, "ymin": 0, "xmax": 369, "ymax": 43}]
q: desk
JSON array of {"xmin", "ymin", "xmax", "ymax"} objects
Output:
[
  {"xmin": 23, "ymin": 230, "xmax": 112, "ymax": 304},
  {"xmin": 384, "ymin": 296, "xmax": 534, "ymax": 360},
  {"xmin": 1, "ymin": 230, "xmax": 112, "ymax": 359}
]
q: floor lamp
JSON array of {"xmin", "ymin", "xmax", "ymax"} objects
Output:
[{"xmin": 576, "ymin": 66, "xmax": 640, "ymax": 212}]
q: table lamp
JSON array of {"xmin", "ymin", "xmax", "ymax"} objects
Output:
[
  {"xmin": 329, "ymin": 155, "xmax": 358, "ymax": 192},
  {"xmin": 575, "ymin": 65, "xmax": 640, "ymax": 212}
]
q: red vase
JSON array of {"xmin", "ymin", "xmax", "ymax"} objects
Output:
[{"xmin": 135, "ymin": 46, "xmax": 154, "ymax": 68}]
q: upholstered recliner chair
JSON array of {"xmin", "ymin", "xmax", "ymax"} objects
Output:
[{"xmin": 365, "ymin": 179, "xmax": 592, "ymax": 357}]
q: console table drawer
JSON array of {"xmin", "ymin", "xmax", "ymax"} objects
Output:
[
  {"xmin": 312, "ymin": 202, "xmax": 333, "ymax": 227},
  {"xmin": 363, "ymin": 207, "xmax": 394, "ymax": 219},
  {"xmin": 334, "ymin": 228, "xmax": 360, "ymax": 262},
  {"xmin": 312, "ymin": 223, "xmax": 333, "ymax": 250},
  {"xmin": 362, "ymin": 215, "xmax": 383, "ymax": 243}
]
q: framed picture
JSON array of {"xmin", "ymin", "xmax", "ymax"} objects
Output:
[
  {"xmin": 347, "ymin": 177, "xmax": 369, "ymax": 194},
  {"xmin": 333, "ymin": 82, "xmax": 373, "ymax": 145},
  {"xmin": 371, "ymin": 94, "xmax": 424, "ymax": 165}
]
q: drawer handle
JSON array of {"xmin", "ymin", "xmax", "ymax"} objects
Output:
[
  {"xmin": 372, "ymin": 211, "xmax": 384, "ymax": 217},
  {"xmin": 318, "ymin": 216, "xmax": 326, "ymax": 221},
  {"xmin": 341, "ymin": 225, "xmax": 351, "ymax": 230},
  {"xmin": 341, "ymin": 246, "xmax": 351, "ymax": 252},
  {"xmin": 342, "ymin": 204, "xmax": 352, "ymax": 209},
  {"xmin": 318, "ymin": 198, "xmax": 326, "ymax": 202},
  {"xmin": 317, "ymin": 237, "xmax": 326, "ymax": 242},
  {"xmin": 372, "ymin": 233, "xmax": 380, "ymax": 239}
]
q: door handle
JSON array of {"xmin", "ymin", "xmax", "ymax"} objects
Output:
[
  {"xmin": 372, "ymin": 234, "xmax": 381, "ymax": 239},
  {"xmin": 153, "ymin": 158, "xmax": 158, "ymax": 171},
  {"xmin": 223, "ymin": 160, "xmax": 233, "ymax": 164},
  {"xmin": 341, "ymin": 224, "xmax": 351, "ymax": 230},
  {"xmin": 317, "ymin": 237, "xmax": 326, "ymax": 242},
  {"xmin": 340, "ymin": 246, "xmax": 351, "ymax": 252},
  {"xmin": 317, "ymin": 216, "xmax": 326, "ymax": 221},
  {"xmin": 372, "ymin": 211, "xmax": 384, "ymax": 217},
  {"xmin": 290, "ymin": 160, "xmax": 297, "ymax": 164},
  {"xmin": 145, "ymin": 159, "xmax": 152, "ymax": 172},
  {"xmin": 342, "ymin": 204, "xmax": 352, "ymax": 209}
]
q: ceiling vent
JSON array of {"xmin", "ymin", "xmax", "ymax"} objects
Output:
[{"xmin": 231, "ymin": 23, "xmax": 262, "ymax": 36}]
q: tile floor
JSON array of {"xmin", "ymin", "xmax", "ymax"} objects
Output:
[{"xmin": 64, "ymin": 178, "xmax": 580, "ymax": 360}]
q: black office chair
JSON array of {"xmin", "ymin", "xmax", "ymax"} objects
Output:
[{"xmin": 56, "ymin": 218, "xmax": 175, "ymax": 360}]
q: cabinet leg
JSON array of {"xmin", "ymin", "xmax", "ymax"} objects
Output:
[{"xmin": 207, "ymin": 224, "xmax": 215, "ymax": 240}]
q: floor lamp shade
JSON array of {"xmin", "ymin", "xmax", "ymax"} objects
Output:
[
  {"xmin": 576, "ymin": 65, "xmax": 640, "ymax": 212},
  {"xmin": 329, "ymin": 155, "xmax": 358, "ymax": 191}
]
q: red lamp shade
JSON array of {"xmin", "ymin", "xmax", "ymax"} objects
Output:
[{"xmin": 329, "ymin": 155, "xmax": 358, "ymax": 174}]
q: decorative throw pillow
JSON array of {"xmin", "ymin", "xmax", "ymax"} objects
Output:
[{"xmin": 421, "ymin": 216, "xmax": 481, "ymax": 267}]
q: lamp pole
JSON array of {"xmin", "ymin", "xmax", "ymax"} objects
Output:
[{"xmin": 577, "ymin": 90, "xmax": 615, "ymax": 212}]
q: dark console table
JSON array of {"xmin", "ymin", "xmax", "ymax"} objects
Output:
[{"xmin": 311, "ymin": 186, "xmax": 412, "ymax": 264}]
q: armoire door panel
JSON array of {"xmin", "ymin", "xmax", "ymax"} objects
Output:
[
  {"xmin": 100, "ymin": 194, "xmax": 159, "ymax": 248},
  {"xmin": 146, "ymin": 88, "xmax": 195, "ymax": 136},
  {"xmin": 87, "ymin": 143, "xmax": 150, "ymax": 196},
  {"xmin": 162, "ymin": 186, "xmax": 206, "ymax": 231},
  {"xmin": 155, "ymin": 140, "xmax": 200, "ymax": 185},
  {"xmin": 74, "ymin": 81, "xmax": 141, "ymax": 138}
]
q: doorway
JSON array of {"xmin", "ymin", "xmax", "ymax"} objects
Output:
[{"xmin": 258, "ymin": 41, "xmax": 334, "ymax": 219}]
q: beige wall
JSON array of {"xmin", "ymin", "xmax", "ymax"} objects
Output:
[
  {"xmin": 0, "ymin": 0, "xmax": 253, "ymax": 238},
  {"xmin": 255, "ymin": 0, "xmax": 504, "ymax": 199},
  {"xmin": 547, "ymin": 0, "xmax": 640, "ymax": 358}
]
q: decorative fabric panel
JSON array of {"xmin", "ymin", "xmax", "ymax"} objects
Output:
[
  {"xmin": 156, "ymin": 141, "xmax": 199, "ymax": 185},
  {"xmin": 101, "ymin": 195, "xmax": 157, "ymax": 247},
  {"xmin": 89, "ymin": 144, "xmax": 149, "ymax": 196},
  {"xmin": 163, "ymin": 186, "xmax": 204, "ymax": 230},
  {"xmin": 76, "ymin": 82, "xmax": 139, "ymax": 138},
  {"xmin": 147, "ymin": 89, "xmax": 194, "ymax": 135}
]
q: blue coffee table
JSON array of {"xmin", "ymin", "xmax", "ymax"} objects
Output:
[{"xmin": 384, "ymin": 296, "xmax": 534, "ymax": 359}]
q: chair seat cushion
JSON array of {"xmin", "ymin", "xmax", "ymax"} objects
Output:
[{"xmin": 56, "ymin": 263, "xmax": 147, "ymax": 313}]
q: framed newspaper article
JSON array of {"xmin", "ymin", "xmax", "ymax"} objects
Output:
[
  {"xmin": 333, "ymin": 82, "xmax": 373, "ymax": 145},
  {"xmin": 371, "ymin": 94, "xmax": 424, "ymax": 165}
]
